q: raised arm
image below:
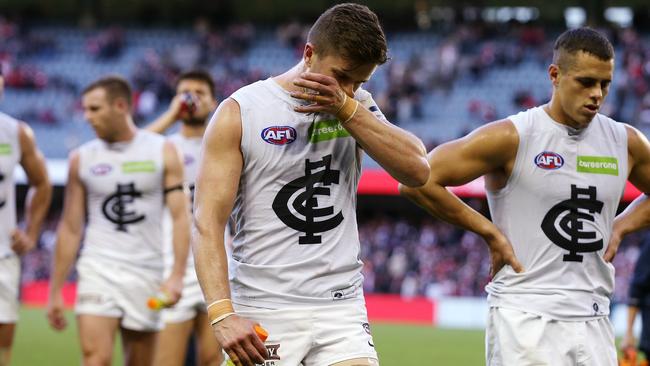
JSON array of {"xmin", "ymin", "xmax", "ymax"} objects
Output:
[
  {"xmin": 144, "ymin": 95, "xmax": 184, "ymax": 134},
  {"xmin": 292, "ymin": 73, "xmax": 429, "ymax": 187},
  {"xmin": 12, "ymin": 122, "xmax": 52, "ymax": 255},
  {"xmin": 604, "ymin": 125, "xmax": 650, "ymax": 261},
  {"xmin": 161, "ymin": 140, "xmax": 190, "ymax": 304},
  {"xmin": 47, "ymin": 151, "xmax": 85, "ymax": 331},
  {"xmin": 399, "ymin": 120, "xmax": 523, "ymax": 275}
]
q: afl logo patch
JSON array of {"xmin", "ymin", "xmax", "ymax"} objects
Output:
[
  {"xmin": 535, "ymin": 151, "xmax": 564, "ymax": 170},
  {"xmin": 183, "ymin": 154, "xmax": 195, "ymax": 166},
  {"xmin": 90, "ymin": 163, "xmax": 113, "ymax": 176},
  {"xmin": 261, "ymin": 126, "xmax": 297, "ymax": 145}
]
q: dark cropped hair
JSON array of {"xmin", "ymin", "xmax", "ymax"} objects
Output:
[
  {"xmin": 553, "ymin": 27, "xmax": 614, "ymax": 67},
  {"xmin": 177, "ymin": 70, "xmax": 216, "ymax": 98},
  {"xmin": 82, "ymin": 75, "xmax": 133, "ymax": 107},
  {"xmin": 307, "ymin": 3, "xmax": 388, "ymax": 66}
]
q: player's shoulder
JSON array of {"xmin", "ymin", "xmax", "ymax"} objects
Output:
[
  {"xmin": 353, "ymin": 87, "xmax": 377, "ymax": 109},
  {"xmin": 0, "ymin": 111, "xmax": 20, "ymax": 131},
  {"xmin": 230, "ymin": 79, "xmax": 272, "ymax": 100},
  {"xmin": 138, "ymin": 128, "xmax": 166, "ymax": 143},
  {"xmin": 353, "ymin": 87, "xmax": 386, "ymax": 120},
  {"xmin": 0, "ymin": 111, "xmax": 18, "ymax": 122},
  {"xmin": 590, "ymin": 113, "xmax": 630, "ymax": 146},
  {"xmin": 353, "ymin": 87, "xmax": 372, "ymax": 101},
  {"xmin": 166, "ymin": 132, "xmax": 182, "ymax": 144},
  {"xmin": 77, "ymin": 138, "xmax": 103, "ymax": 152},
  {"xmin": 464, "ymin": 118, "xmax": 519, "ymax": 151},
  {"xmin": 622, "ymin": 122, "xmax": 650, "ymax": 154}
]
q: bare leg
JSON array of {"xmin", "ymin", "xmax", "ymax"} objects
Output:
[
  {"xmin": 121, "ymin": 327, "xmax": 158, "ymax": 366},
  {"xmin": 194, "ymin": 312, "xmax": 224, "ymax": 366},
  {"xmin": 77, "ymin": 314, "xmax": 120, "ymax": 366},
  {"xmin": 0, "ymin": 323, "xmax": 15, "ymax": 366},
  {"xmin": 331, "ymin": 358, "xmax": 380, "ymax": 366},
  {"xmin": 153, "ymin": 319, "xmax": 193, "ymax": 366}
]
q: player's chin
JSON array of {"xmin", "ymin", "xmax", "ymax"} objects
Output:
[
  {"xmin": 578, "ymin": 108, "xmax": 598, "ymax": 123},
  {"xmin": 182, "ymin": 117, "xmax": 207, "ymax": 126}
]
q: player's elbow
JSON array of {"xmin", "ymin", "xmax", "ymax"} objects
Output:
[{"xmin": 400, "ymin": 157, "xmax": 430, "ymax": 187}]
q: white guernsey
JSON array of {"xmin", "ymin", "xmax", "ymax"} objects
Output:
[
  {"xmin": 229, "ymin": 78, "xmax": 385, "ymax": 308},
  {"xmin": 486, "ymin": 106, "xmax": 628, "ymax": 320}
]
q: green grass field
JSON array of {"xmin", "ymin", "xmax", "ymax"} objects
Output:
[{"xmin": 13, "ymin": 307, "xmax": 485, "ymax": 365}]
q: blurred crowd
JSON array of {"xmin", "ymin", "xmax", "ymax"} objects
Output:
[
  {"xmin": 2, "ymin": 15, "xmax": 650, "ymax": 138},
  {"xmin": 20, "ymin": 203, "xmax": 649, "ymax": 304}
]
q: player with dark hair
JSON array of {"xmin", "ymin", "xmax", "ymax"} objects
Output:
[
  {"xmin": 146, "ymin": 70, "xmax": 223, "ymax": 366},
  {"xmin": 400, "ymin": 27, "xmax": 650, "ymax": 365},
  {"xmin": 0, "ymin": 60, "xmax": 52, "ymax": 366},
  {"xmin": 193, "ymin": 3, "xmax": 429, "ymax": 366},
  {"xmin": 47, "ymin": 75, "xmax": 190, "ymax": 366}
]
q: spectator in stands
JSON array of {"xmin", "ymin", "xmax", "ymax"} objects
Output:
[{"xmin": 86, "ymin": 27, "xmax": 125, "ymax": 60}]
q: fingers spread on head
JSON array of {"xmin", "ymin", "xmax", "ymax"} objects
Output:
[
  {"xmin": 290, "ymin": 92, "xmax": 330, "ymax": 105},
  {"xmin": 301, "ymin": 72, "xmax": 334, "ymax": 85},
  {"xmin": 293, "ymin": 79, "xmax": 325, "ymax": 94}
]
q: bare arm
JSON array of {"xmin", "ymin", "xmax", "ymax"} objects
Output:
[
  {"xmin": 193, "ymin": 98, "xmax": 267, "ymax": 365},
  {"xmin": 144, "ymin": 95, "xmax": 184, "ymax": 134},
  {"xmin": 399, "ymin": 120, "xmax": 523, "ymax": 275},
  {"xmin": 622, "ymin": 305, "xmax": 639, "ymax": 350},
  {"xmin": 13, "ymin": 122, "xmax": 52, "ymax": 255},
  {"xmin": 605, "ymin": 126, "xmax": 650, "ymax": 261},
  {"xmin": 47, "ymin": 151, "xmax": 85, "ymax": 330},
  {"xmin": 193, "ymin": 101, "xmax": 238, "ymax": 310},
  {"xmin": 341, "ymin": 105, "xmax": 429, "ymax": 187},
  {"xmin": 161, "ymin": 140, "xmax": 190, "ymax": 303},
  {"xmin": 292, "ymin": 73, "xmax": 429, "ymax": 187}
]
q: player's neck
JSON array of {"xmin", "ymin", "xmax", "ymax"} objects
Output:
[
  {"xmin": 180, "ymin": 123, "xmax": 206, "ymax": 138},
  {"xmin": 544, "ymin": 98, "xmax": 583, "ymax": 130},
  {"xmin": 110, "ymin": 118, "xmax": 138, "ymax": 143},
  {"xmin": 273, "ymin": 61, "xmax": 308, "ymax": 94}
]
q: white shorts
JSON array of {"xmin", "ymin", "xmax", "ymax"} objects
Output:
[
  {"xmin": 0, "ymin": 255, "xmax": 20, "ymax": 323},
  {"xmin": 161, "ymin": 271, "xmax": 205, "ymax": 324},
  {"xmin": 75, "ymin": 256, "xmax": 163, "ymax": 332},
  {"xmin": 486, "ymin": 307, "xmax": 616, "ymax": 366},
  {"xmin": 233, "ymin": 302, "xmax": 378, "ymax": 366}
]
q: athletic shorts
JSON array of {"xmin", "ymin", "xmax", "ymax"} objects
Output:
[
  {"xmin": 486, "ymin": 307, "xmax": 616, "ymax": 366},
  {"xmin": 0, "ymin": 255, "xmax": 20, "ymax": 323},
  {"xmin": 232, "ymin": 302, "xmax": 378, "ymax": 366},
  {"xmin": 75, "ymin": 256, "xmax": 164, "ymax": 332},
  {"xmin": 161, "ymin": 270, "xmax": 205, "ymax": 324}
]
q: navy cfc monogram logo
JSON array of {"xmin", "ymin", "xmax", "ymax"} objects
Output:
[
  {"xmin": 541, "ymin": 185, "xmax": 604, "ymax": 262},
  {"xmin": 102, "ymin": 182, "xmax": 146, "ymax": 232},
  {"xmin": 0, "ymin": 172, "xmax": 5, "ymax": 209},
  {"xmin": 272, "ymin": 155, "xmax": 343, "ymax": 244}
]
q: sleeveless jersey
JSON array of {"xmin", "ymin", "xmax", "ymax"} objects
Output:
[
  {"xmin": 163, "ymin": 133, "xmax": 202, "ymax": 275},
  {"xmin": 78, "ymin": 130, "xmax": 166, "ymax": 271},
  {"xmin": 0, "ymin": 113, "xmax": 21, "ymax": 258},
  {"xmin": 485, "ymin": 106, "xmax": 628, "ymax": 320},
  {"xmin": 229, "ymin": 78, "xmax": 386, "ymax": 307}
]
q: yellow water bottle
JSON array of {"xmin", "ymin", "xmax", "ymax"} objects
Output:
[{"xmin": 147, "ymin": 291, "xmax": 172, "ymax": 311}]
